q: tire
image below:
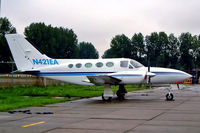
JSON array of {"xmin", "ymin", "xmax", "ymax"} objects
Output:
[
  {"xmin": 102, "ymin": 94, "xmax": 112, "ymax": 101},
  {"xmin": 166, "ymin": 93, "xmax": 174, "ymax": 101},
  {"xmin": 116, "ymin": 91, "xmax": 125, "ymax": 100}
]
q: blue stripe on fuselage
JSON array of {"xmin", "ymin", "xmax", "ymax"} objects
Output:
[
  {"xmin": 36, "ymin": 71, "xmax": 185, "ymax": 77},
  {"xmin": 37, "ymin": 72, "xmax": 114, "ymax": 77},
  {"xmin": 152, "ymin": 72, "xmax": 185, "ymax": 75},
  {"xmin": 113, "ymin": 74, "xmax": 142, "ymax": 77},
  {"xmin": 37, "ymin": 72, "xmax": 142, "ymax": 77}
]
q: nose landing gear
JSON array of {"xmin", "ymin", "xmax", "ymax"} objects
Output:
[
  {"xmin": 166, "ymin": 85, "xmax": 174, "ymax": 101},
  {"xmin": 166, "ymin": 92, "xmax": 174, "ymax": 101}
]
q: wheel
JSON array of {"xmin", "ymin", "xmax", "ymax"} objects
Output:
[
  {"xmin": 116, "ymin": 90, "xmax": 125, "ymax": 100},
  {"xmin": 166, "ymin": 93, "xmax": 174, "ymax": 101},
  {"xmin": 102, "ymin": 94, "xmax": 112, "ymax": 101}
]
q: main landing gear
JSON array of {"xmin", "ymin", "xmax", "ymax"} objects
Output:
[
  {"xmin": 102, "ymin": 84, "xmax": 127, "ymax": 101},
  {"xmin": 116, "ymin": 85, "xmax": 127, "ymax": 100},
  {"xmin": 102, "ymin": 84, "xmax": 114, "ymax": 101}
]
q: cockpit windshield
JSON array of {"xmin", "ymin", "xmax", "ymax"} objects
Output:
[
  {"xmin": 130, "ymin": 60, "xmax": 144, "ymax": 68},
  {"xmin": 120, "ymin": 59, "xmax": 144, "ymax": 68}
]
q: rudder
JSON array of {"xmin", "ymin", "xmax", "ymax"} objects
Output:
[{"xmin": 5, "ymin": 34, "xmax": 49, "ymax": 71}]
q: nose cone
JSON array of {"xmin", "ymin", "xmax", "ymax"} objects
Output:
[
  {"xmin": 148, "ymin": 67, "xmax": 192, "ymax": 84},
  {"xmin": 174, "ymin": 69, "xmax": 192, "ymax": 81},
  {"xmin": 183, "ymin": 72, "xmax": 192, "ymax": 79}
]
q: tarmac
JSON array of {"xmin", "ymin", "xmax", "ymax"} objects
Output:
[{"xmin": 0, "ymin": 84, "xmax": 200, "ymax": 133}]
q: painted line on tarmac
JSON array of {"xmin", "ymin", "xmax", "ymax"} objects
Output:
[{"xmin": 22, "ymin": 121, "xmax": 45, "ymax": 128}]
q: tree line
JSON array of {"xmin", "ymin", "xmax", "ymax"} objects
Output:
[
  {"xmin": 25, "ymin": 22, "xmax": 99, "ymax": 59},
  {"xmin": 103, "ymin": 32, "xmax": 200, "ymax": 73},
  {"xmin": 1, "ymin": 17, "xmax": 200, "ymax": 73},
  {"xmin": 0, "ymin": 17, "xmax": 99, "ymax": 72}
]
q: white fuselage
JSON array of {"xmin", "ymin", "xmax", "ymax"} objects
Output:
[{"xmin": 35, "ymin": 58, "xmax": 191, "ymax": 85}]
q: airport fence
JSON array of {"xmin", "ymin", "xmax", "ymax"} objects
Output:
[{"xmin": 0, "ymin": 74, "xmax": 67, "ymax": 88}]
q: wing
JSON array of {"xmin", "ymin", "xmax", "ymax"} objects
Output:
[{"xmin": 87, "ymin": 75, "xmax": 121, "ymax": 85}]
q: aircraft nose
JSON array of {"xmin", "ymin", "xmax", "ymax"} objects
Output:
[
  {"xmin": 181, "ymin": 71, "xmax": 192, "ymax": 80},
  {"xmin": 185, "ymin": 73, "xmax": 192, "ymax": 79}
]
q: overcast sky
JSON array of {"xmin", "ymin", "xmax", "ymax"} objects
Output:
[{"xmin": 2, "ymin": 0, "xmax": 200, "ymax": 57}]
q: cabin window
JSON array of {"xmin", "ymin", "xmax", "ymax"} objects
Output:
[
  {"xmin": 96, "ymin": 62, "xmax": 103, "ymax": 67},
  {"xmin": 68, "ymin": 64, "xmax": 73, "ymax": 68},
  {"xmin": 106, "ymin": 62, "xmax": 114, "ymax": 67},
  {"xmin": 120, "ymin": 61, "xmax": 128, "ymax": 68},
  {"xmin": 85, "ymin": 63, "xmax": 92, "ymax": 68},
  {"xmin": 76, "ymin": 63, "xmax": 82, "ymax": 68}
]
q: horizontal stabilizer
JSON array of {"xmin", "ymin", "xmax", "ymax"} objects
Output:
[{"xmin": 11, "ymin": 70, "xmax": 40, "ymax": 75}]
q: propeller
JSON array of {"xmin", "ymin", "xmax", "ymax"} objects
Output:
[
  {"xmin": 148, "ymin": 59, "xmax": 151, "ymax": 89},
  {"xmin": 145, "ymin": 58, "xmax": 156, "ymax": 89}
]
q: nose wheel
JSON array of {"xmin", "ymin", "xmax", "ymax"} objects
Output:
[
  {"xmin": 165, "ymin": 85, "xmax": 174, "ymax": 101},
  {"xmin": 166, "ymin": 92, "xmax": 174, "ymax": 101}
]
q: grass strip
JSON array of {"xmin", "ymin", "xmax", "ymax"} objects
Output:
[{"xmin": 0, "ymin": 84, "xmax": 147, "ymax": 111}]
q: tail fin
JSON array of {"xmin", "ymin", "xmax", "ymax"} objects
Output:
[{"xmin": 5, "ymin": 34, "xmax": 50, "ymax": 71}]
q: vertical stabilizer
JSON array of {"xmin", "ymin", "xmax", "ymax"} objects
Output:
[{"xmin": 5, "ymin": 34, "xmax": 49, "ymax": 71}]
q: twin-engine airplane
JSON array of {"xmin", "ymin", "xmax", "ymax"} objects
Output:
[{"xmin": 5, "ymin": 34, "xmax": 192, "ymax": 101}]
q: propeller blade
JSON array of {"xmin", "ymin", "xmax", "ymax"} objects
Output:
[
  {"xmin": 147, "ymin": 58, "xmax": 153, "ymax": 89},
  {"xmin": 149, "ymin": 76, "xmax": 151, "ymax": 89},
  {"xmin": 148, "ymin": 59, "xmax": 150, "ymax": 72}
]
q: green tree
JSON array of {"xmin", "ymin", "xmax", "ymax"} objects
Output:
[
  {"xmin": 195, "ymin": 35, "xmax": 200, "ymax": 68},
  {"xmin": 131, "ymin": 33, "xmax": 145, "ymax": 63},
  {"xmin": 102, "ymin": 48, "xmax": 114, "ymax": 58},
  {"xmin": 168, "ymin": 34, "xmax": 179, "ymax": 68},
  {"xmin": 0, "ymin": 17, "xmax": 16, "ymax": 73},
  {"xmin": 103, "ymin": 31, "xmax": 200, "ymax": 72},
  {"xmin": 78, "ymin": 42, "xmax": 99, "ymax": 59},
  {"xmin": 108, "ymin": 34, "xmax": 132, "ymax": 58},
  {"xmin": 145, "ymin": 32, "xmax": 171, "ymax": 67},
  {"xmin": 179, "ymin": 32, "xmax": 198, "ymax": 72},
  {"xmin": 157, "ymin": 32, "xmax": 169, "ymax": 67},
  {"xmin": 145, "ymin": 32, "xmax": 159, "ymax": 67},
  {"xmin": 189, "ymin": 35, "xmax": 199, "ymax": 70},
  {"xmin": 24, "ymin": 23, "xmax": 78, "ymax": 59}
]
